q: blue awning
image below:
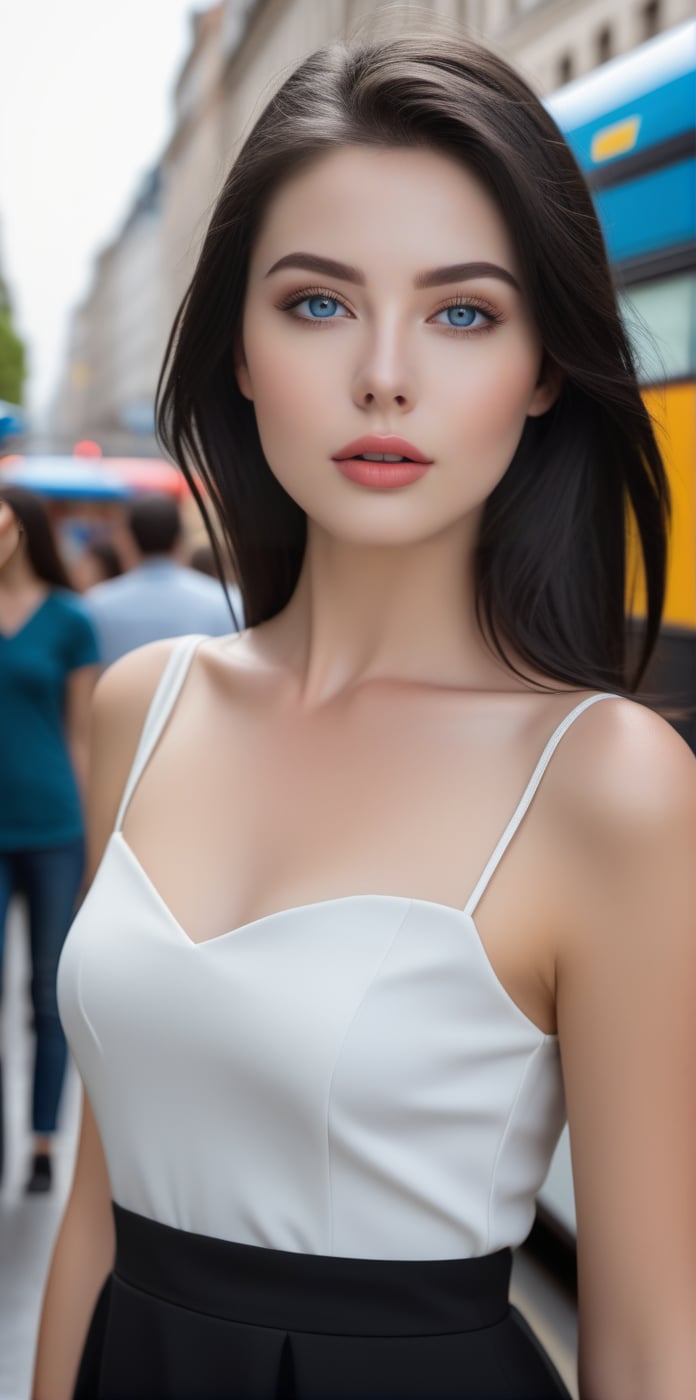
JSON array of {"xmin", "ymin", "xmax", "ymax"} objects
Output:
[{"xmin": 0, "ymin": 456, "xmax": 130, "ymax": 501}]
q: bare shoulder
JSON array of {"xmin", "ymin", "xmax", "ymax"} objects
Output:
[
  {"xmin": 544, "ymin": 693, "xmax": 696, "ymax": 850},
  {"xmin": 92, "ymin": 627, "xmax": 257, "ymax": 756},
  {"xmin": 540, "ymin": 692, "xmax": 696, "ymax": 970},
  {"xmin": 92, "ymin": 638, "xmax": 181, "ymax": 736}
]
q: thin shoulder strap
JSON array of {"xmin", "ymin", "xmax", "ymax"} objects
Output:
[
  {"xmin": 463, "ymin": 692, "xmax": 619, "ymax": 920},
  {"xmin": 114, "ymin": 634, "xmax": 207, "ymax": 833}
]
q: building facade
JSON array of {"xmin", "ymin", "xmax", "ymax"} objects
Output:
[
  {"xmin": 51, "ymin": 0, "xmax": 690, "ymax": 451},
  {"xmin": 52, "ymin": 166, "xmax": 166, "ymax": 455}
]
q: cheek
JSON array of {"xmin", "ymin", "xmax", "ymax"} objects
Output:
[
  {"xmin": 445, "ymin": 330, "xmax": 538, "ymax": 408},
  {"xmin": 244, "ymin": 323, "xmax": 336, "ymax": 459},
  {"xmin": 440, "ymin": 341, "xmax": 539, "ymax": 451},
  {"xmin": 430, "ymin": 340, "xmax": 540, "ymax": 502}
]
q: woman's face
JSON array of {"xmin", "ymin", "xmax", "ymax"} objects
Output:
[
  {"xmin": 236, "ymin": 144, "xmax": 560, "ymax": 546},
  {"xmin": 0, "ymin": 500, "xmax": 23, "ymax": 570}
]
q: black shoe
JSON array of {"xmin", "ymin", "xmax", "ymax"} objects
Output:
[{"xmin": 25, "ymin": 1152, "xmax": 52, "ymax": 1194}]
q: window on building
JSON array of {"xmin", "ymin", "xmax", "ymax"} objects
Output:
[
  {"xmin": 593, "ymin": 26, "xmax": 610, "ymax": 64},
  {"xmin": 558, "ymin": 53, "xmax": 574, "ymax": 84},
  {"xmin": 642, "ymin": 0, "xmax": 661, "ymax": 39},
  {"xmin": 596, "ymin": 26, "xmax": 613, "ymax": 64}
]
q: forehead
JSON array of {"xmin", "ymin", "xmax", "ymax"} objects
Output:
[{"xmin": 250, "ymin": 144, "xmax": 520, "ymax": 281}]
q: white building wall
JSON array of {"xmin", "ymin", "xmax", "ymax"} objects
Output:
[
  {"xmin": 160, "ymin": 7, "xmax": 228, "ymax": 331},
  {"xmin": 111, "ymin": 209, "xmax": 166, "ymax": 419},
  {"xmin": 499, "ymin": 0, "xmax": 694, "ymax": 91},
  {"xmin": 85, "ymin": 251, "xmax": 119, "ymax": 432},
  {"xmin": 51, "ymin": 304, "xmax": 90, "ymax": 447},
  {"xmin": 218, "ymin": 0, "xmax": 691, "ymax": 131},
  {"xmin": 52, "ymin": 0, "xmax": 688, "ymax": 449},
  {"xmin": 52, "ymin": 185, "xmax": 165, "ymax": 452}
]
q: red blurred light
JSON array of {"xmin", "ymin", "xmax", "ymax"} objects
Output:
[{"xmin": 73, "ymin": 440, "xmax": 102, "ymax": 459}]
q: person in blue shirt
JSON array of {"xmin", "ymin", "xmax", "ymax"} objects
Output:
[
  {"xmin": 85, "ymin": 493, "xmax": 242, "ymax": 667},
  {"xmin": 0, "ymin": 486, "xmax": 100, "ymax": 1194}
]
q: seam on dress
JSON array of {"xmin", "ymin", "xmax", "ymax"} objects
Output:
[
  {"xmin": 77, "ymin": 943, "xmax": 103, "ymax": 1053},
  {"xmin": 325, "ymin": 901, "xmax": 413, "ymax": 1257},
  {"xmin": 484, "ymin": 1040, "xmax": 543, "ymax": 1255}
]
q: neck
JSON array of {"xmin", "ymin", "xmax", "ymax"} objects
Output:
[
  {"xmin": 0, "ymin": 546, "xmax": 44, "ymax": 596},
  {"xmin": 269, "ymin": 512, "xmax": 518, "ymax": 708}
]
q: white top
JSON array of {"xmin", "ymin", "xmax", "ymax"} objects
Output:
[{"xmin": 57, "ymin": 634, "xmax": 617, "ymax": 1260}]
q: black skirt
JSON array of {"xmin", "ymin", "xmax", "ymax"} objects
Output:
[{"xmin": 73, "ymin": 1203, "xmax": 573, "ymax": 1400}]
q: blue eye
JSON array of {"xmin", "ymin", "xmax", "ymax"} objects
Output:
[
  {"xmin": 279, "ymin": 288, "xmax": 500, "ymax": 334},
  {"xmin": 435, "ymin": 304, "xmax": 487, "ymax": 330},
  {"xmin": 296, "ymin": 295, "xmax": 348, "ymax": 320}
]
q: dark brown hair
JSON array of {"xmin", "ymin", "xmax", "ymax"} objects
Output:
[
  {"xmin": 157, "ymin": 21, "xmax": 670, "ymax": 700},
  {"xmin": 0, "ymin": 484, "xmax": 73, "ymax": 590},
  {"xmin": 127, "ymin": 492, "xmax": 182, "ymax": 556}
]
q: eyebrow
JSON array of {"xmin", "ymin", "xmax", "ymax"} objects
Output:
[{"xmin": 264, "ymin": 251, "xmax": 521, "ymax": 293}]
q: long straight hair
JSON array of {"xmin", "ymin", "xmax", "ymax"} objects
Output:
[
  {"xmin": 157, "ymin": 21, "xmax": 670, "ymax": 700},
  {"xmin": 0, "ymin": 484, "xmax": 74, "ymax": 590}
]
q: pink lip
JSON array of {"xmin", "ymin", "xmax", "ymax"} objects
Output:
[
  {"xmin": 334, "ymin": 458, "xmax": 431, "ymax": 489},
  {"xmin": 332, "ymin": 435, "xmax": 432, "ymax": 464}
]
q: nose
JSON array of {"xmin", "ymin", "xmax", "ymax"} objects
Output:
[{"xmin": 351, "ymin": 319, "xmax": 416, "ymax": 413}]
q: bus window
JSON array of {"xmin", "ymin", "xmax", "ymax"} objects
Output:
[{"xmin": 619, "ymin": 272, "xmax": 696, "ymax": 384}]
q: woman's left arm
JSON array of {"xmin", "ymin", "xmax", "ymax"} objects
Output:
[
  {"xmin": 554, "ymin": 700, "xmax": 696, "ymax": 1400},
  {"xmin": 65, "ymin": 663, "xmax": 100, "ymax": 805}
]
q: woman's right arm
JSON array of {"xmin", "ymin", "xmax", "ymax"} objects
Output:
[{"xmin": 31, "ymin": 639, "xmax": 178, "ymax": 1400}]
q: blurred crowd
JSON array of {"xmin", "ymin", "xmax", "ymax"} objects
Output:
[{"xmin": 0, "ymin": 486, "xmax": 244, "ymax": 1194}]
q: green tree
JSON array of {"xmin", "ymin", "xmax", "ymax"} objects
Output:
[{"xmin": 0, "ymin": 277, "xmax": 27, "ymax": 406}]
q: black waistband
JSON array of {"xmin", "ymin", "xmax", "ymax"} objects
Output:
[{"xmin": 112, "ymin": 1204, "xmax": 512, "ymax": 1337}]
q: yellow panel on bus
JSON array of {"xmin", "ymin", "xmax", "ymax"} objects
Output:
[{"xmin": 627, "ymin": 382, "xmax": 696, "ymax": 627}]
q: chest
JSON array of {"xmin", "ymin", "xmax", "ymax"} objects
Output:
[{"xmin": 120, "ymin": 683, "xmax": 565, "ymax": 1034}]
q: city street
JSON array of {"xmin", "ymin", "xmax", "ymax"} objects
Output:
[
  {"xmin": 0, "ymin": 3, "xmax": 692, "ymax": 1397},
  {"xmin": 0, "ymin": 898, "xmax": 579, "ymax": 1400}
]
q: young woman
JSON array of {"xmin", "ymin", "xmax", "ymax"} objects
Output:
[
  {"xmin": 0, "ymin": 486, "xmax": 99, "ymax": 1193},
  {"xmin": 33, "ymin": 19, "xmax": 695, "ymax": 1400}
]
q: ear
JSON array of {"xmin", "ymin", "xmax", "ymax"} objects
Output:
[
  {"xmin": 233, "ymin": 336, "xmax": 254, "ymax": 401},
  {"xmin": 527, "ymin": 352, "xmax": 564, "ymax": 418}
]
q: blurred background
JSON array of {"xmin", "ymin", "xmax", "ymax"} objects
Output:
[{"xmin": 0, "ymin": 2, "xmax": 694, "ymax": 1397}]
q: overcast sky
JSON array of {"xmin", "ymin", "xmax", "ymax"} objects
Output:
[{"xmin": 0, "ymin": 0, "xmax": 215, "ymax": 424}]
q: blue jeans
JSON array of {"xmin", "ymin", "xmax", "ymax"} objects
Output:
[{"xmin": 0, "ymin": 836, "xmax": 85, "ymax": 1134}]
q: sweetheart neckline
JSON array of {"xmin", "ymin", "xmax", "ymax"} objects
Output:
[
  {"xmin": 113, "ymin": 831, "xmax": 461, "ymax": 945},
  {"xmin": 107, "ymin": 831, "xmax": 557, "ymax": 1040}
]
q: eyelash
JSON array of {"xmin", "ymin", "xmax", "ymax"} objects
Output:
[{"xmin": 275, "ymin": 285, "xmax": 504, "ymax": 338}]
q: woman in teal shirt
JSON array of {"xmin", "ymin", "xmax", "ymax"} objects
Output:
[{"xmin": 0, "ymin": 486, "xmax": 99, "ymax": 1193}]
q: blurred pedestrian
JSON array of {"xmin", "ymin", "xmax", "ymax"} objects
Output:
[
  {"xmin": 85, "ymin": 493, "xmax": 240, "ymax": 667},
  {"xmin": 0, "ymin": 486, "xmax": 99, "ymax": 1194},
  {"xmin": 72, "ymin": 538, "xmax": 124, "ymax": 592}
]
